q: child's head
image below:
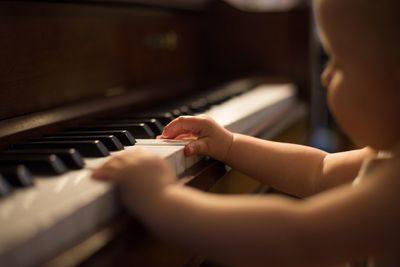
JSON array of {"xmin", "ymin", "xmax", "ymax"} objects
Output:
[{"xmin": 314, "ymin": 0, "xmax": 400, "ymax": 150}]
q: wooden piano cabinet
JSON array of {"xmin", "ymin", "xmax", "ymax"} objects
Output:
[
  {"xmin": 203, "ymin": 1, "xmax": 311, "ymax": 100},
  {"xmin": 0, "ymin": 1, "xmax": 205, "ymax": 121}
]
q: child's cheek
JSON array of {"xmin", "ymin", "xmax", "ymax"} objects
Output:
[
  {"xmin": 326, "ymin": 73, "xmax": 349, "ymax": 123},
  {"xmin": 326, "ymin": 73, "xmax": 341, "ymax": 110}
]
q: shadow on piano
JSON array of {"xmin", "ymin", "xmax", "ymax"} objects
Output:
[{"xmin": 0, "ymin": 1, "xmax": 310, "ymax": 266}]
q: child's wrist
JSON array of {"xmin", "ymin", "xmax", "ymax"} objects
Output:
[
  {"xmin": 136, "ymin": 183, "xmax": 181, "ymax": 226},
  {"xmin": 220, "ymin": 132, "xmax": 235, "ymax": 163}
]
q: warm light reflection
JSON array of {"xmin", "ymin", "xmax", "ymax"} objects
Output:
[{"xmin": 224, "ymin": 0, "xmax": 303, "ymax": 12}]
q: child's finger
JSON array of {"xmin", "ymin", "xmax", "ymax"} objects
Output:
[
  {"xmin": 184, "ymin": 139, "xmax": 208, "ymax": 156},
  {"xmin": 91, "ymin": 167, "xmax": 129, "ymax": 184},
  {"xmin": 91, "ymin": 170, "xmax": 112, "ymax": 181},
  {"xmin": 91, "ymin": 167, "xmax": 114, "ymax": 181},
  {"xmin": 175, "ymin": 133, "xmax": 198, "ymax": 140},
  {"xmin": 162, "ymin": 116, "xmax": 210, "ymax": 139},
  {"xmin": 90, "ymin": 157, "xmax": 127, "ymax": 183}
]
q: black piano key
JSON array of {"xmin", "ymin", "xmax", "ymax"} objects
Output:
[
  {"xmin": 12, "ymin": 141, "xmax": 110, "ymax": 158},
  {"xmin": 70, "ymin": 123, "xmax": 155, "ymax": 139},
  {"xmin": 189, "ymin": 98, "xmax": 210, "ymax": 113},
  {"xmin": 52, "ymin": 130, "xmax": 136, "ymax": 146},
  {"xmin": 121, "ymin": 112, "xmax": 175, "ymax": 126},
  {"xmin": 96, "ymin": 119, "xmax": 163, "ymax": 135},
  {"xmin": 0, "ymin": 175, "xmax": 13, "ymax": 198},
  {"xmin": 170, "ymin": 108, "xmax": 183, "ymax": 117},
  {"xmin": 137, "ymin": 119, "xmax": 164, "ymax": 135},
  {"xmin": 32, "ymin": 135, "xmax": 124, "ymax": 151},
  {"xmin": 205, "ymin": 93, "xmax": 225, "ymax": 106},
  {"xmin": 3, "ymin": 149, "xmax": 85, "ymax": 169},
  {"xmin": 0, "ymin": 155, "xmax": 67, "ymax": 175},
  {"xmin": 0, "ymin": 165, "xmax": 34, "ymax": 187},
  {"xmin": 177, "ymin": 105, "xmax": 195, "ymax": 115}
]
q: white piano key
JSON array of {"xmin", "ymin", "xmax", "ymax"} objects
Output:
[
  {"xmin": 0, "ymin": 141, "xmax": 202, "ymax": 262},
  {"xmin": 205, "ymin": 83, "xmax": 296, "ymax": 135},
  {"xmin": 135, "ymin": 139, "xmax": 191, "ymax": 146}
]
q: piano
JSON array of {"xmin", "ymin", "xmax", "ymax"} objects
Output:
[{"xmin": 0, "ymin": 1, "xmax": 310, "ymax": 266}]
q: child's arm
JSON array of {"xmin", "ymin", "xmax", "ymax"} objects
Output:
[
  {"xmin": 92, "ymin": 151, "xmax": 400, "ymax": 267},
  {"xmin": 161, "ymin": 115, "xmax": 376, "ymax": 197},
  {"xmin": 226, "ymin": 134, "xmax": 376, "ymax": 196}
]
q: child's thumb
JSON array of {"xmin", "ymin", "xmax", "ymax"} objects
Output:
[{"xmin": 184, "ymin": 140, "xmax": 208, "ymax": 156}]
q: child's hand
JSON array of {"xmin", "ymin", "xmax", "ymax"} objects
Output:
[
  {"xmin": 91, "ymin": 149, "xmax": 176, "ymax": 212},
  {"xmin": 159, "ymin": 115, "xmax": 234, "ymax": 162}
]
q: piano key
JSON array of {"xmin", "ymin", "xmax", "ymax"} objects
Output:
[
  {"xmin": 2, "ymin": 149, "xmax": 85, "ymax": 170},
  {"xmin": 205, "ymin": 83, "xmax": 296, "ymax": 135},
  {"xmin": 0, "ymin": 155, "xmax": 67, "ymax": 175},
  {"xmin": 69, "ymin": 123, "xmax": 155, "ymax": 139},
  {"xmin": 0, "ymin": 165, "xmax": 34, "ymax": 187},
  {"xmin": 205, "ymin": 93, "xmax": 227, "ymax": 106},
  {"xmin": 85, "ymin": 144, "xmax": 200, "ymax": 181},
  {"xmin": 97, "ymin": 119, "xmax": 164, "ymax": 135},
  {"xmin": 176, "ymin": 105, "xmax": 195, "ymax": 115},
  {"xmin": 54, "ymin": 130, "xmax": 136, "ymax": 146},
  {"xmin": 12, "ymin": 141, "xmax": 110, "ymax": 158},
  {"xmin": 170, "ymin": 107, "xmax": 184, "ymax": 117},
  {"xmin": 121, "ymin": 112, "xmax": 175, "ymax": 126},
  {"xmin": 135, "ymin": 139, "xmax": 190, "ymax": 146},
  {"xmin": 189, "ymin": 98, "xmax": 210, "ymax": 113},
  {"xmin": 0, "ymin": 175, "xmax": 13, "ymax": 198},
  {"xmin": 32, "ymin": 135, "xmax": 124, "ymax": 152}
]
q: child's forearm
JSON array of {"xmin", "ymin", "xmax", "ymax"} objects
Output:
[
  {"xmin": 140, "ymin": 185, "xmax": 307, "ymax": 267},
  {"xmin": 224, "ymin": 134, "xmax": 328, "ymax": 197},
  {"xmin": 223, "ymin": 134, "xmax": 374, "ymax": 197}
]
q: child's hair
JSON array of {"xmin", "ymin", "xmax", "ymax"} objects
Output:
[
  {"xmin": 352, "ymin": 0, "xmax": 400, "ymax": 66},
  {"xmin": 359, "ymin": 0, "xmax": 400, "ymax": 66},
  {"xmin": 321, "ymin": 0, "xmax": 400, "ymax": 66}
]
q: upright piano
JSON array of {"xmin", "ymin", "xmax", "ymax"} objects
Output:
[{"xmin": 0, "ymin": 1, "xmax": 310, "ymax": 266}]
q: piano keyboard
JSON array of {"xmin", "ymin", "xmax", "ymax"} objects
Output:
[{"xmin": 0, "ymin": 82, "xmax": 297, "ymax": 266}]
